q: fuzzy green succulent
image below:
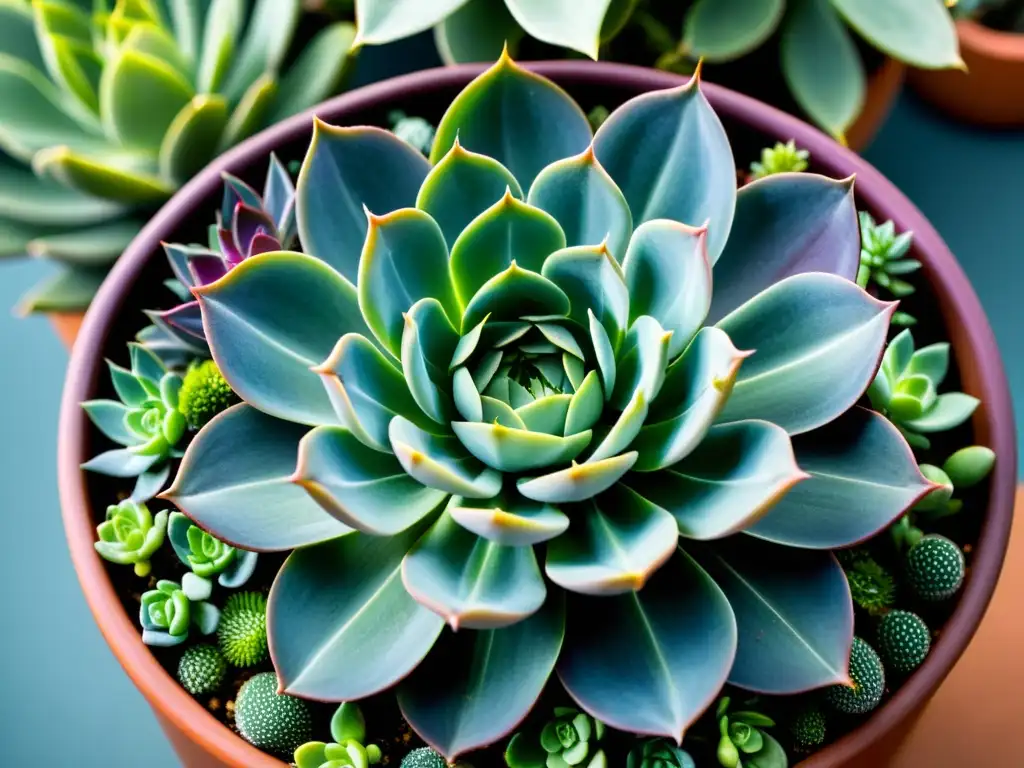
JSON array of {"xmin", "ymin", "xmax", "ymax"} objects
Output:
[
  {"xmin": 217, "ymin": 591, "xmax": 268, "ymax": 667},
  {"xmin": 168, "ymin": 511, "xmax": 258, "ymax": 599},
  {"xmin": 82, "ymin": 342, "xmax": 186, "ymax": 500},
  {"xmin": 627, "ymin": 739, "xmax": 695, "ymax": 768},
  {"xmin": 161, "ymin": 54, "xmax": 930, "ymax": 760},
  {"xmin": 506, "ymin": 708, "xmax": 606, "ymax": 768},
  {"xmin": 178, "ymin": 360, "xmax": 238, "ymax": 428},
  {"xmin": 177, "ymin": 643, "xmax": 227, "ymax": 695},
  {"xmin": 868, "ymin": 329, "xmax": 980, "ymax": 451},
  {"xmin": 0, "ymin": 0, "xmax": 355, "ymax": 314},
  {"xmin": 749, "ymin": 141, "xmax": 809, "ymax": 180},
  {"xmin": 843, "ymin": 555, "xmax": 896, "ymax": 616},
  {"xmin": 906, "ymin": 534, "xmax": 965, "ymax": 602},
  {"xmin": 856, "ymin": 213, "xmax": 919, "ymax": 327},
  {"xmin": 877, "ymin": 609, "xmax": 931, "ymax": 675},
  {"xmin": 235, "ymin": 672, "xmax": 314, "ymax": 757},
  {"xmin": 94, "ymin": 498, "xmax": 167, "ymax": 576},
  {"xmin": 295, "ymin": 702, "xmax": 383, "ymax": 768},
  {"xmin": 139, "ymin": 578, "xmax": 219, "ymax": 646},
  {"xmin": 789, "ymin": 707, "xmax": 826, "ymax": 751},
  {"xmin": 826, "ymin": 637, "xmax": 884, "ymax": 715}
]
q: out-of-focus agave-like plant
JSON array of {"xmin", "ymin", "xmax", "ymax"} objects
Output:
[
  {"xmin": 82, "ymin": 342, "xmax": 186, "ymax": 500},
  {"xmin": 0, "ymin": 0, "xmax": 354, "ymax": 313},
  {"xmin": 168, "ymin": 511, "xmax": 258, "ymax": 600},
  {"xmin": 160, "ymin": 53, "xmax": 934, "ymax": 760}
]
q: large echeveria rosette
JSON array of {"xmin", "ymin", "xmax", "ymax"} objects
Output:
[{"xmin": 162, "ymin": 54, "xmax": 934, "ymax": 760}]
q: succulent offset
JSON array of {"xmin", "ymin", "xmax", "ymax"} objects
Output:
[
  {"xmin": 139, "ymin": 578, "xmax": 219, "ymax": 646},
  {"xmin": 294, "ymin": 702, "xmax": 383, "ymax": 768},
  {"xmin": 168, "ymin": 511, "xmax": 257, "ymax": 599},
  {"xmin": 0, "ymin": 0, "xmax": 354, "ymax": 313},
  {"xmin": 93, "ymin": 498, "xmax": 167, "ymax": 576},
  {"xmin": 161, "ymin": 54, "xmax": 932, "ymax": 759}
]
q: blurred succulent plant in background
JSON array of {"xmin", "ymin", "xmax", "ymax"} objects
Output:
[
  {"xmin": 163, "ymin": 53, "xmax": 932, "ymax": 761},
  {"xmin": 0, "ymin": 0, "xmax": 354, "ymax": 314}
]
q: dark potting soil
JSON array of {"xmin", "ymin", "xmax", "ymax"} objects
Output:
[{"xmin": 86, "ymin": 116, "xmax": 987, "ymax": 766}]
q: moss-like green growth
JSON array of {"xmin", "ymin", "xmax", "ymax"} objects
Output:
[
  {"xmin": 235, "ymin": 672, "xmax": 313, "ymax": 757},
  {"xmin": 827, "ymin": 637, "xmax": 885, "ymax": 715},
  {"xmin": 843, "ymin": 556, "xmax": 896, "ymax": 616},
  {"xmin": 906, "ymin": 535, "xmax": 965, "ymax": 602},
  {"xmin": 749, "ymin": 140, "xmax": 809, "ymax": 179},
  {"xmin": 877, "ymin": 610, "xmax": 931, "ymax": 675},
  {"xmin": 217, "ymin": 592, "xmax": 268, "ymax": 667},
  {"xmin": 790, "ymin": 706, "xmax": 826, "ymax": 750},
  {"xmin": 178, "ymin": 360, "xmax": 238, "ymax": 429},
  {"xmin": 177, "ymin": 644, "xmax": 227, "ymax": 695},
  {"xmin": 400, "ymin": 746, "xmax": 447, "ymax": 768}
]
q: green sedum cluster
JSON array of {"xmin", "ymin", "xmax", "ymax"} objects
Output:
[
  {"xmin": 748, "ymin": 140, "xmax": 809, "ymax": 180},
  {"xmin": 294, "ymin": 702, "xmax": 383, "ymax": 768},
  {"xmin": 0, "ymin": 0, "xmax": 355, "ymax": 313},
  {"xmin": 159, "ymin": 53, "xmax": 931, "ymax": 761},
  {"xmin": 856, "ymin": 213, "xmax": 919, "ymax": 327},
  {"xmin": 93, "ymin": 498, "xmax": 167, "ymax": 576}
]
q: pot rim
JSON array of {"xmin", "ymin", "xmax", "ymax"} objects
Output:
[
  {"xmin": 956, "ymin": 17, "xmax": 1024, "ymax": 63},
  {"xmin": 58, "ymin": 60, "xmax": 1017, "ymax": 768}
]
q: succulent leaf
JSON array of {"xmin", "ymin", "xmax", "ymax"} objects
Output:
[
  {"xmin": 683, "ymin": 0, "xmax": 785, "ymax": 62},
  {"xmin": 504, "ymin": 0, "xmax": 614, "ymax": 59},
  {"xmin": 447, "ymin": 494, "xmax": 569, "ymax": 546},
  {"xmin": 389, "ymin": 416, "xmax": 502, "ymax": 498},
  {"xmin": 353, "ymin": 0, "xmax": 470, "ymax": 47},
  {"xmin": 830, "ymin": 0, "xmax": 962, "ymax": 69},
  {"xmin": 518, "ymin": 452, "xmax": 638, "ymax": 504},
  {"xmin": 542, "ymin": 243, "xmax": 629, "ymax": 347},
  {"xmin": 433, "ymin": 0, "xmax": 523, "ymax": 65}
]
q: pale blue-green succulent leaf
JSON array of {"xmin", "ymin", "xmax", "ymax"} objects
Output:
[
  {"xmin": 315, "ymin": 333, "xmax": 434, "ymax": 453},
  {"xmin": 268, "ymin": 22, "xmax": 357, "ymax": 125},
  {"xmin": 161, "ymin": 405, "xmax": 350, "ymax": 551},
  {"xmin": 353, "ymin": 0, "xmax": 471, "ymax": 46},
  {"xmin": 196, "ymin": 0, "xmax": 244, "ymax": 93},
  {"xmin": 417, "ymin": 141, "xmax": 522, "ymax": 249},
  {"xmin": 590, "ymin": 309, "xmax": 616, "ymax": 397},
  {"xmin": 451, "ymin": 314, "xmax": 489, "ymax": 369},
  {"xmin": 0, "ymin": 159, "xmax": 125, "ymax": 227},
  {"xmin": 195, "ymin": 251, "xmax": 367, "ymax": 426},
  {"xmin": 536, "ymin": 323, "xmax": 584, "ymax": 360},
  {"xmin": 269, "ymin": 516, "xmax": 445, "ymax": 700},
  {"xmin": 450, "ymin": 192, "xmax": 565, "ymax": 307},
  {"xmin": 82, "ymin": 400, "xmax": 134, "ymax": 446},
  {"xmin": 623, "ymin": 220, "xmax": 711, "ymax": 359},
  {"xmin": 297, "ymin": 122, "xmax": 430, "ymax": 284},
  {"xmin": 748, "ymin": 408, "xmax": 934, "ymax": 549},
  {"xmin": 448, "ymin": 494, "xmax": 569, "ymax": 546},
  {"xmin": 294, "ymin": 426, "xmax": 448, "ymax": 535},
  {"xmin": 390, "ymin": 416, "xmax": 502, "ymax": 498},
  {"xmin": 527, "ymin": 146, "xmax": 632, "ymax": 259},
  {"xmin": 683, "ymin": 0, "xmax": 785, "ymax": 62},
  {"xmin": 82, "ymin": 448, "xmax": 159, "ymax": 477},
  {"xmin": 158, "ymin": 95, "xmax": 228, "ymax": 186},
  {"xmin": 611, "ymin": 315, "xmax": 671, "ymax": 410},
  {"xmin": 634, "ymin": 327, "xmax": 748, "ymax": 471},
  {"xmin": 481, "ymin": 395, "xmax": 526, "ymax": 429},
  {"xmin": 518, "ymin": 451, "xmax": 638, "ymax": 504},
  {"xmin": 358, "ymin": 208, "xmax": 459, "ymax": 357},
  {"xmin": 431, "ymin": 51, "xmax": 592, "ymax": 189},
  {"xmin": 542, "ymin": 243, "xmax": 629, "ymax": 346},
  {"xmin": 505, "ymin": 0, "xmax": 614, "ymax": 58},
  {"xmin": 463, "ymin": 262, "xmax": 570, "ymax": 329},
  {"xmin": 594, "ymin": 75, "xmax": 735, "ymax": 262},
  {"xmin": 588, "ymin": 391, "xmax": 648, "ymax": 463},
  {"xmin": 402, "ymin": 511, "xmax": 547, "ymax": 629},
  {"xmin": 516, "ymin": 394, "xmax": 572, "ymax": 436},
  {"xmin": 558, "ymin": 548, "xmax": 736, "ymax": 740},
  {"xmin": 903, "ymin": 393, "xmax": 979, "ymax": 433},
  {"xmin": 545, "ymin": 483, "xmax": 677, "ymax": 595},
  {"xmin": 220, "ymin": 0, "xmax": 300, "ymax": 103},
  {"xmin": 398, "ymin": 596, "xmax": 564, "ymax": 761},
  {"xmin": 565, "ymin": 371, "xmax": 604, "ymax": 435},
  {"xmin": 434, "ymin": 0, "xmax": 524, "ymax": 65},
  {"xmin": 626, "ymin": 420, "xmax": 805, "ymax": 540},
  {"xmin": 689, "ymin": 536, "xmax": 853, "ymax": 692},
  {"xmin": 401, "ymin": 298, "xmax": 461, "ymax": 423},
  {"xmin": 830, "ymin": 0, "xmax": 962, "ymax": 69},
  {"xmin": 0, "ymin": 2, "xmax": 45, "ymax": 71},
  {"xmin": 709, "ymin": 173, "xmax": 859, "ymax": 323},
  {"xmin": 716, "ymin": 273, "xmax": 893, "ymax": 435},
  {"xmin": 453, "ymin": 366, "xmax": 483, "ymax": 422},
  {"xmin": 452, "ymin": 421, "xmax": 591, "ymax": 473}
]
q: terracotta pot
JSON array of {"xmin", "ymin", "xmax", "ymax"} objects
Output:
[
  {"xmin": 48, "ymin": 311, "xmax": 85, "ymax": 349},
  {"xmin": 58, "ymin": 62, "xmax": 1016, "ymax": 768},
  {"xmin": 847, "ymin": 58, "xmax": 905, "ymax": 151},
  {"xmin": 909, "ymin": 19, "xmax": 1024, "ymax": 126}
]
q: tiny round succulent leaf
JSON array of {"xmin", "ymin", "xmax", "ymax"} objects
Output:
[
  {"xmin": 789, "ymin": 707, "xmax": 826, "ymax": 750},
  {"xmin": 400, "ymin": 746, "xmax": 447, "ymax": 768},
  {"xmin": 826, "ymin": 637, "xmax": 885, "ymax": 715},
  {"xmin": 178, "ymin": 360, "xmax": 239, "ymax": 429},
  {"xmin": 177, "ymin": 644, "xmax": 227, "ymax": 695},
  {"xmin": 235, "ymin": 672, "xmax": 313, "ymax": 757},
  {"xmin": 218, "ymin": 592, "xmax": 268, "ymax": 667},
  {"xmin": 906, "ymin": 535, "xmax": 965, "ymax": 602},
  {"xmin": 877, "ymin": 610, "xmax": 931, "ymax": 675}
]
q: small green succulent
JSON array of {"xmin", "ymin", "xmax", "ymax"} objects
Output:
[
  {"xmin": 868, "ymin": 329, "xmax": 980, "ymax": 451},
  {"xmin": 906, "ymin": 535, "xmax": 965, "ymax": 602},
  {"xmin": 506, "ymin": 708, "xmax": 606, "ymax": 768},
  {"xmin": 177, "ymin": 643, "xmax": 227, "ymax": 695},
  {"xmin": 842, "ymin": 555, "xmax": 896, "ymax": 616},
  {"xmin": 0, "ymin": 0, "xmax": 356, "ymax": 314},
  {"xmin": 93, "ymin": 498, "xmax": 167, "ymax": 576},
  {"xmin": 235, "ymin": 672, "xmax": 314, "ymax": 757},
  {"xmin": 295, "ymin": 702, "xmax": 383, "ymax": 768},
  {"xmin": 627, "ymin": 738, "xmax": 695, "ymax": 768},
  {"xmin": 914, "ymin": 445, "xmax": 996, "ymax": 518},
  {"xmin": 789, "ymin": 706, "xmax": 826, "ymax": 751},
  {"xmin": 826, "ymin": 637, "xmax": 885, "ymax": 715},
  {"xmin": 749, "ymin": 141, "xmax": 809, "ymax": 180},
  {"xmin": 856, "ymin": 213, "xmax": 919, "ymax": 327},
  {"xmin": 168, "ymin": 512, "xmax": 258, "ymax": 600},
  {"xmin": 877, "ymin": 610, "xmax": 931, "ymax": 675},
  {"xmin": 178, "ymin": 360, "xmax": 239, "ymax": 428},
  {"xmin": 82, "ymin": 343, "xmax": 186, "ymax": 500},
  {"xmin": 217, "ymin": 591, "xmax": 268, "ymax": 667},
  {"xmin": 139, "ymin": 579, "xmax": 219, "ymax": 647},
  {"xmin": 714, "ymin": 697, "xmax": 786, "ymax": 768},
  {"xmin": 389, "ymin": 111, "xmax": 436, "ymax": 157}
]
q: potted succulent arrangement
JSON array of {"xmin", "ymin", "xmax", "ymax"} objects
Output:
[
  {"xmin": 909, "ymin": 0, "xmax": 1024, "ymax": 126},
  {"xmin": 60, "ymin": 55, "xmax": 1015, "ymax": 768},
  {"xmin": 346, "ymin": 0, "xmax": 963, "ymax": 148},
  {"xmin": 0, "ymin": 0, "xmax": 356, "ymax": 339}
]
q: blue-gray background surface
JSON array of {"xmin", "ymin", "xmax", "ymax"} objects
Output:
[{"xmin": 0, "ymin": 81, "xmax": 1020, "ymax": 765}]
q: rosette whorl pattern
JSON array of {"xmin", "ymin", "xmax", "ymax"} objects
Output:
[{"xmin": 163, "ymin": 54, "xmax": 933, "ymax": 760}]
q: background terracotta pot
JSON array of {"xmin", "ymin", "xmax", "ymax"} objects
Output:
[
  {"xmin": 847, "ymin": 58, "xmax": 905, "ymax": 151},
  {"xmin": 909, "ymin": 19, "xmax": 1024, "ymax": 126},
  {"xmin": 58, "ymin": 62, "xmax": 1016, "ymax": 768}
]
